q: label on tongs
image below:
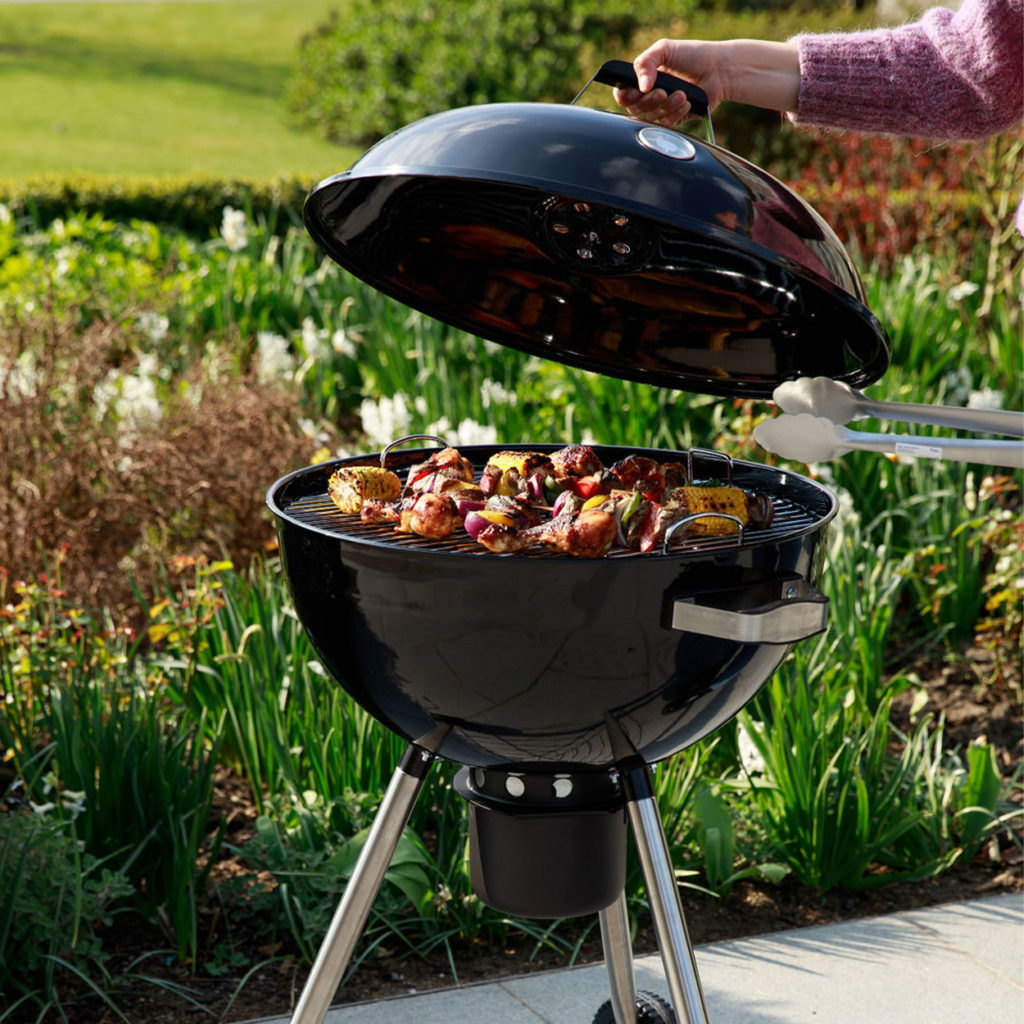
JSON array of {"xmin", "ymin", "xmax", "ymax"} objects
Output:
[{"xmin": 894, "ymin": 442, "xmax": 943, "ymax": 459}]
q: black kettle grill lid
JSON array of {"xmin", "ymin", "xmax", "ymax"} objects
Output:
[{"xmin": 304, "ymin": 99, "xmax": 889, "ymax": 399}]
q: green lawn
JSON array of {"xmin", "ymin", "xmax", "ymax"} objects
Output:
[{"xmin": 0, "ymin": 0, "xmax": 360, "ymax": 179}]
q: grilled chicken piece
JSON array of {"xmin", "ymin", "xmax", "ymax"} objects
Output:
[
  {"xmin": 523, "ymin": 508, "xmax": 617, "ymax": 559},
  {"xmin": 404, "ymin": 447, "xmax": 475, "ymax": 494},
  {"xmin": 608, "ymin": 455, "xmax": 662, "ymax": 494},
  {"xmin": 360, "ymin": 498, "xmax": 401, "ymax": 524},
  {"xmin": 550, "ymin": 444, "xmax": 603, "ymax": 481},
  {"xmin": 474, "ymin": 521, "xmax": 529, "ymax": 554},
  {"xmin": 396, "ymin": 492, "xmax": 460, "ymax": 539}
]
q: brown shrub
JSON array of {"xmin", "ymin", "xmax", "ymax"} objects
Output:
[{"xmin": 0, "ymin": 308, "xmax": 331, "ymax": 618}]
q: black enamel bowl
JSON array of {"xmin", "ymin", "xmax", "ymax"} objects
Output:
[{"xmin": 268, "ymin": 443, "xmax": 836, "ymax": 771}]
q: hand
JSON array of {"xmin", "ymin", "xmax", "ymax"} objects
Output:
[
  {"xmin": 612, "ymin": 39, "xmax": 727, "ymax": 127},
  {"xmin": 612, "ymin": 38, "xmax": 801, "ymax": 126}
]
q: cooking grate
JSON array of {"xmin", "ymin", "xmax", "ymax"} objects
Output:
[{"xmin": 278, "ymin": 488, "xmax": 823, "ymax": 559}]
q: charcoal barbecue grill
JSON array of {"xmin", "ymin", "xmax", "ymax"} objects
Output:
[{"xmin": 267, "ymin": 62, "xmax": 890, "ymax": 1024}]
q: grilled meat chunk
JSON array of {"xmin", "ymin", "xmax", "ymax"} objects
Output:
[
  {"xmin": 474, "ymin": 521, "xmax": 529, "ymax": 554},
  {"xmin": 608, "ymin": 455, "xmax": 662, "ymax": 495},
  {"xmin": 523, "ymin": 508, "xmax": 617, "ymax": 559},
  {"xmin": 360, "ymin": 499, "xmax": 402, "ymax": 524},
  {"xmin": 551, "ymin": 444, "xmax": 603, "ymax": 481},
  {"xmin": 397, "ymin": 492, "xmax": 460, "ymax": 539},
  {"xmin": 485, "ymin": 494, "xmax": 543, "ymax": 529},
  {"xmin": 405, "ymin": 448, "xmax": 475, "ymax": 495}
]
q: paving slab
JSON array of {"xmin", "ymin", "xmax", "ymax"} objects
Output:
[{"xmin": 241, "ymin": 892, "xmax": 1023, "ymax": 1024}]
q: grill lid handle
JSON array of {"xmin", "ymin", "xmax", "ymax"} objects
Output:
[
  {"xmin": 669, "ymin": 577, "xmax": 827, "ymax": 644},
  {"xmin": 592, "ymin": 59, "xmax": 711, "ymax": 120}
]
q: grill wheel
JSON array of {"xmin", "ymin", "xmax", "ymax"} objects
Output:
[{"xmin": 593, "ymin": 990, "xmax": 677, "ymax": 1023}]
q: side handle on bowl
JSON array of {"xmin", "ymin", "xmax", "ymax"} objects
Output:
[
  {"xmin": 668, "ymin": 577, "xmax": 828, "ymax": 644},
  {"xmin": 594, "ymin": 59, "xmax": 710, "ymax": 120}
]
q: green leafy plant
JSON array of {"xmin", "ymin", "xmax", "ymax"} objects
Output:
[
  {"xmin": 287, "ymin": 0, "xmax": 667, "ymax": 146},
  {"xmin": 691, "ymin": 786, "xmax": 788, "ymax": 899},
  {"xmin": 0, "ymin": 807, "xmax": 134, "ymax": 1017},
  {"xmin": 234, "ymin": 802, "xmax": 433, "ymax": 966}
]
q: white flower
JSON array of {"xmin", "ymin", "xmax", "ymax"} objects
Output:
[
  {"xmin": 117, "ymin": 371, "xmax": 162, "ymax": 431},
  {"xmin": 0, "ymin": 203, "xmax": 11, "ymax": 225},
  {"xmin": 360, "ymin": 394, "xmax": 412, "ymax": 447},
  {"xmin": 448, "ymin": 418, "xmax": 498, "ymax": 446},
  {"xmin": 297, "ymin": 417, "xmax": 332, "ymax": 447},
  {"xmin": 53, "ymin": 245, "xmax": 75, "ymax": 279},
  {"xmin": 738, "ymin": 719, "xmax": 766, "ymax": 776},
  {"xmin": 301, "ymin": 316, "xmax": 321, "ymax": 348},
  {"xmin": 480, "ymin": 378, "xmax": 517, "ymax": 409},
  {"xmin": 60, "ymin": 788, "xmax": 87, "ymax": 820},
  {"xmin": 137, "ymin": 311, "xmax": 169, "ymax": 345},
  {"xmin": 331, "ymin": 328, "xmax": 357, "ymax": 359},
  {"xmin": 0, "ymin": 351, "xmax": 39, "ymax": 400},
  {"xmin": 257, "ymin": 331, "xmax": 295, "ymax": 384},
  {"xmin": 94, "ymin": 362, "xmax": 163, "ymax": 436},
  {"xmin": 947, "ymin": 280, "xmax": 980, "ymax": 304},
  {"xmin": 834, "ymin": 486, "xmax": 859, "ymax": 531},
  {"xmin": 943, "ymin": 365, "xmax": 974, "ymax": 406},
  {"xmin": 967, "ymin": 387, "xmax": 1004, "ymax": 411},
  {"xmin": 220, "ymin": 206, "xmax": 249, "ymax": 252}
]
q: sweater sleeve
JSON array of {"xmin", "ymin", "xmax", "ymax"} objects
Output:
[{"xmin": 789, "ymin": 0, "xmax": 1024, "ymax": 139}]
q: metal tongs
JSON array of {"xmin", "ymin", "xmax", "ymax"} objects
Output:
[{"xmin": 754, "ymin": 376, "xmax": 1024, "ymax": 469}]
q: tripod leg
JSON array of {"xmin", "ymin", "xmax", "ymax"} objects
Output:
[
  {"xmin": 599, "ymin": 890, "xmax": 638, "ymax": 1024},
  {"xmin": 623, "ymin": 767, "xmax": 710, "ymax": 1024},
  {"xmin": 290, "ymin": 744, "xmax": 434, "ymax": 1024}
]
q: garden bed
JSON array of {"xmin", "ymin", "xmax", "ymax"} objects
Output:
[{"xmin": 2, "ymin": 203, "xmax": 1020, "ymax": 1023}]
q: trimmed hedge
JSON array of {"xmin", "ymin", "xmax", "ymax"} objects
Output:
[
  {"xmin": 0, "ymin": 174, "xmax": 315, "ymax": 236},
  {"xmin": 287, "ymin": 0, "xmax": 694, "ymax": 146},
  {"xmin": 0, "ymin": 169, "xmax": 1005, "ymax": 279}
]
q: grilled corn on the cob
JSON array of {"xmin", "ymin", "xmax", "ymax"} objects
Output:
[
  {"xmin": 664, "ymin": 486, "xmax": 766, "ymax": 537},
  {"xmin": 328, "ymin": 466, "xmax": 401, "ymax": 513}
]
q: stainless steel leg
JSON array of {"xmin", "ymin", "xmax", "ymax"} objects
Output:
[
  {"xmin": 624, "ymin": 767, "xmax": 710, "ymax": 1024},
  {"xmin": 599, "ymin": 890, "xmax": 638, "ymax": 1024},
  {"xmin": 289, "ymin": 745, "xmax": 434, "ymax": 1024}
]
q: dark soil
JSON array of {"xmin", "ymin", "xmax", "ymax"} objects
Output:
[{"xmin": 21, "ymin": 651, "xmax": 1024, "ymax": 1024}]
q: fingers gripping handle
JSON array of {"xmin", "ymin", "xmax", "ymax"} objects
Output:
[{"xmin": 594, "ymin": 59, "xmax": 710, "ymax": 119}]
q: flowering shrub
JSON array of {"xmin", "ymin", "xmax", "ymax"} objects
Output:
[
  {"xmin": 0, "ymin": 306, "xmax": 324, "ymax": 618},
  {"xmin": 788, "ymin": 128, "xmax": 1023, "ymax": 281}
]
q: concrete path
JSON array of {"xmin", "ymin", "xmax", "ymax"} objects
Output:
[{"xmin": 242, "ymin": 892, "xmax": 1023, "ymax": 1024}]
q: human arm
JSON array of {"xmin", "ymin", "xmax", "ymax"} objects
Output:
[
  {"xmin": 612, "ymin": 38, "xmax": 801, "ymax": 125},
  {"xmin": 791, "ymin": 0, "xmax": 1023, "ymax": 139},
  {"xmin": 616, "ymin": 1, "xmax": 1023, "ymax": 140}
]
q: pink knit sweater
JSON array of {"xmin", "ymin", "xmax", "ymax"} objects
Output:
[{"xmin": 789, "ymin": 0, "xmax": 1024, "ymax": 232}]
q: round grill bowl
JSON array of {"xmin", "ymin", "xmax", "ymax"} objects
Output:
[{"xmin": 268, "ymin": 443, "xmax": 836, "ymax": 770}]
